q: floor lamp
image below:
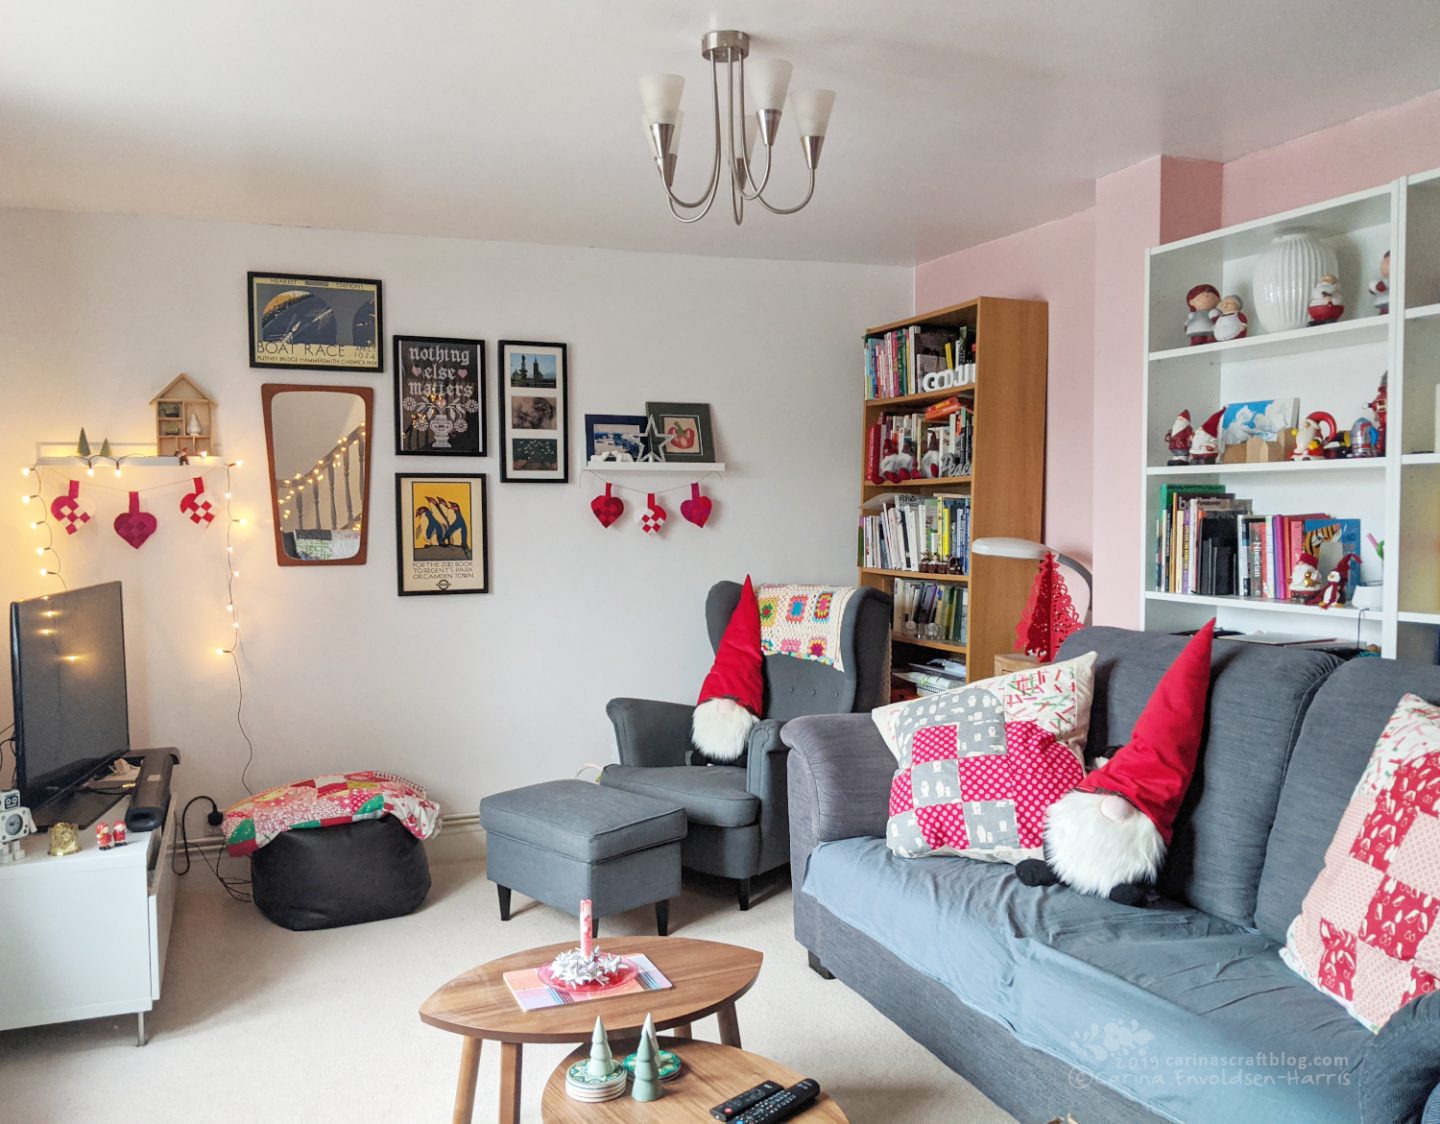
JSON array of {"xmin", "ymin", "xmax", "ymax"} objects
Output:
[{"xmin": 972, "ymin": 537, "xmax": 1094, "ymax": 626}]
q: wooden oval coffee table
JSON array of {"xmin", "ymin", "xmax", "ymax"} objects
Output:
[
  {"xmin": 420, "ymin": 936, "xmax": 763, "ymax": 1124},
  {"xmin": 541, "ymin": 1036, "xmax": 848, "ymax": 1122}
]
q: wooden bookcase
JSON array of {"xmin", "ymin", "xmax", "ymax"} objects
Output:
[{"xmin": 859, "ymin": 296, "xmax": 1048, "ymax": 691}]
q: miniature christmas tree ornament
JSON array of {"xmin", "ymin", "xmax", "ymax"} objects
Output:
[
  {"xmin": 1015, "ymin": 553, "xmax": 1082, "ymax": 663},
  {"xmin": 630, "ymin": 1028, "xmax": 662, "ymax": 1102},
  {"xmin": 587, "ymin": 1016, "xmax": 617, "ymax": 1079}
]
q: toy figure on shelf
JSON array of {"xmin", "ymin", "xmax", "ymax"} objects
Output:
[
  {"xmin": 1322, "ymin": 430, "xmax": 1348, "ymax": 459},
  {"xmin": 1290, "ymin": 412, "xmax": 1337, "ymax": 461},
  {"xmin": 1307, "ymin": 274, "xmax": 1345, "ymax": 325},
  {"xmin": 1165, "ymin": 410, "xmax": 1194, "ymax": 465},
  {"xmin": 1369, "ymin": 373, "xmax": 1388, "ymax": 455},
  {"xmin": 1319, "ymin": 553, "xmax": 1362, "ymax": 609},
  {"xmin": 1213, "ymin": 295, "xmax": 1249, "ymax": 342},
  {"xmin": 1350, "ymin": 410, "xmax": 1379, "ymax": 457},
  {"xmin": 1185, "ymin": 284, "xmax": 1221, "ymax": 346},
  {"xmin": 1288, "ymin": 550, "xmax": 1324, "ymax": 604},
  {"xmin": 920, "ymin": 430, "xmax": 942, "ymax": 478},
  {"xmin": 878, "ymin": 432, "xmax": 919, "ymax": 482},
  {"xmin": 1369, "ymin": 251, "xmax": 1391, "ymax": 314},
  {"xmin": 1187, "ymin": 409, "xmax": 1223, "ymax": 464}
]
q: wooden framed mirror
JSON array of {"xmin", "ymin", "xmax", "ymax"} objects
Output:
[{"xmin": 262, "ymin": 384, "xmax": 374, "ymax": 566}]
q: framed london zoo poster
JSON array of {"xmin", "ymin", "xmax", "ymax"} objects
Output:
[
  {"xmin": 247, "ymin": 272, "xmax": 383, "ymax": 372},
  {"xmin": 394, "ymin": 336, "xmax": 486, "ymax": 456},
  {"xmin": 395, "ymin": 473, "xmax": 489, "ymax": 595},
  {"xmin": 498, "ymin": 340, "xmax": 569, "ymax": 482}
]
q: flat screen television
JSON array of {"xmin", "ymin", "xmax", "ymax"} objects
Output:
[{"xmin": 10, "ymin": 581, "xmax": 131, "ymax": 826}]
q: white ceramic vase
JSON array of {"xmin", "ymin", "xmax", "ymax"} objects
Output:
[{"xmin": 1252, "ymin": 231, "xmax": 1337, "ymax": 333}]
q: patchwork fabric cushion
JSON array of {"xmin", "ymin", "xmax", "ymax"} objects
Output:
[
  {"xmin": 223, "ymin": 770, "xmax": 440, "ymax": 857},
  {"xmin": 1280, "ymin": 693, "xmax": 1440, "ymax": 1031},
  {"xmin": 883, "ymin": 652, "xmax": 1097, "ymax": 864}
]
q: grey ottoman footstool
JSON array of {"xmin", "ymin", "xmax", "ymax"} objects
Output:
[{"xmin": 479, "ymin": 780, "xmax": 686, "ymax": 936}]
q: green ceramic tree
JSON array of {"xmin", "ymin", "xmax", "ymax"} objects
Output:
[
  {"xmin": 586, "ymin": 1016, "xmax": 616, "ymax": 1079},
  {"xmin": 631, "ymin": 1029, "xmax": 661, "ymax": 1102}
]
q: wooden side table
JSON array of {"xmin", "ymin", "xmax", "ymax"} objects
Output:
[
  {"xmin": 540, "ymin": 1037, "xmax": 848, "ymax": 1122},
  {"xmin": 993, "ymin": 651, "xmax": 1044, "ymax": 678},
  {"xmin": 419, "ymin": 936, "xmax": 763, "ymax": 1124}
]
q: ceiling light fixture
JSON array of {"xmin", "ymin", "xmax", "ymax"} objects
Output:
[{"xmin": 639, "ymin": 29, "xmax": 835, "ymax": 225}]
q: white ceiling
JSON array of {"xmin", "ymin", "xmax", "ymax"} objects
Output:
[{"xmin": 3, "ymin": 1, "xmax": 1439, "ymax": 266}]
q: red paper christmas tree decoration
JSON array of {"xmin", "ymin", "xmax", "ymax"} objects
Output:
[{"xmin": 1015, "ymin": 552, "xmax": 1082, "ymax": 663}]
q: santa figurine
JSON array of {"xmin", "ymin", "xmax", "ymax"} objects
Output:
[
  {"xmin": 690, "ymin": 576, "xmax": 765, "ymax": 763},
  {"xmin": 1165, "ymin": 410, "xmax": 1194, "ymax": 465},
  {"xmin": 1185, "ymin": 284, "xmax": 1221, "ymax": 346},
  {"xmin": 1187, "ymin": 409, "xmax": 1223, "ymax": 465},
  {"xmin": 1288, "ymin": 551, "xmax": 1324, "ymax": 604},
  {"xmin": 1212, "ymin": 294, "xmax": 1248, "ymax": 342},
  {"xmin": 878, "ymin": 433, "xmax": 917, "ymax": 483},
  {"xmin": 1370, "ymin": 373, "xmax": 1388, "ymax": 455},
  {"xmin": 1369, "ymin": 251, "xmax": 1390, "ymax": 314},
  {"xmin": 1016, "ymin": 621, "xmax": 1215, "ymax": 906},
  {"xmin": 1319, "ymin": 553, "xmax": 1362, "ymax": 610},
  {"xmin": 1307, "ymin": 274, "xmax": 1345, "ymax": 326}
]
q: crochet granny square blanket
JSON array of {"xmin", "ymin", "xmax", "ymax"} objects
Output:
[
  {"xmin": 223, "ymin": 770, "xmax": 440, "ymax": 857},
  {"xmin": 757, "ymin": 583, "xmax": 859, "ymax": 672}
]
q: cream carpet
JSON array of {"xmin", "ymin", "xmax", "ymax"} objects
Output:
[{"xmin": 0, "ymin": 857, "xmax": 1017, "ymax": 1123}]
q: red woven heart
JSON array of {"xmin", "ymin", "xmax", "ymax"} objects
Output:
[
  {"xmin": 591, "ymin": 484, "xmax": 624, "ymax": 528},
  {"xmin": 114, "ymin": 491, "xmax": 157, "ymax": 549},
  {"xmin": 680, "ymin": 482, "xmax": 712, "ymax": 528}
]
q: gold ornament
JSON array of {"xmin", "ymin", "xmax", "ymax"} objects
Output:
[{"xmin": 47, "ymin": 822, "xmax": 80, "ymax": 856}]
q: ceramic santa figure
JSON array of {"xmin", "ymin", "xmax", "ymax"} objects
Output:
[
  {"xmin": 1165, "ymin": 410, "xmax": 1194, "ymax": 465},
  {"xmin": 1185, "ymin": 284, "xmax": 1221, "ymax": 346},
  {"xmin": 1369, "ymin": 251, "xmax": 1390, "ymax": 314},
  {"xmin": 1212, "ymin": 294, "xmax": 1248, "ymax": 342},
  {"xmin": 1288, "ymin": 551, "xmax": 1324, "ymax": 604},
  {"xmin": 1016, "ymin": 620, "xmax": 1215, "ymax": 905},
  {"xmin": 690, "ymin": 576, "xmax": 764, "ymax": 762},
  {"xmin": 1307, "ymin": 274, "xmax": 1345, "ymax": 326},
  {"xmin": 1187, "ymin": 409, "xmax": 1223, "ymax": 465}
]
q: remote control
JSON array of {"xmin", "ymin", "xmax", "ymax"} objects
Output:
[
  {"xmin": 711, "ymin": 1080, "xmax": 783, "ymax": 1120},
  {"xmin": 735, "ymin": 1078, "xmax": 821, "ymax": 1123}
]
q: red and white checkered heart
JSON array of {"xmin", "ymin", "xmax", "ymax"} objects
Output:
[{"xmin": 638, "ymin": 493, "xmax": 668, "ymax": 535}]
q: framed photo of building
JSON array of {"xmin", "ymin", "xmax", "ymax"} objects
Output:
[
  {"xmin": 645, "ymin": 401, "xmax": 715, "ymax": 463},
  {"xmin": 584, "ymin": 413, "xmax": 648, "ymax": 464},
  {"xmin": 498, "ymin": 340, "xmax": 569, "ymax": 482},
  {"xmin": 394, "ymin": 336, "xmax": 486, "ymax": 456},
  {"xmin": 395, "ymin": 473, "xmax": 489, "ymax": 595},
  {"xmin": 248, "ymin": 272, "xmax": 383, "ymax": 372}
]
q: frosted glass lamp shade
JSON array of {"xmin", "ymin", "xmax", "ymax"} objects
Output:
[
  {"xmin": 639, "ymin": 73, "xmax": 684, "ymax": 125},
  {"xmin": 746, "ymin": 58, "xmax": 793, "ymax": 112},
  {"xmin": 791, "ymin": 89, "xmax": 835, "ymax": 138}
]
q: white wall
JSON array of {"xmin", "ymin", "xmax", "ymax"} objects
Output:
[{"xmin": 0, "ymin": 208, "xmax": 910, "ymax": 814}]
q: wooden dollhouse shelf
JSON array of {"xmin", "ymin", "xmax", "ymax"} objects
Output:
[
  {"xmin": 1147, "ymin": 316, "xmax": 1388, "ymax": 364},
  {"xmin": 891, "ymin": 632, "xmax": 969, "ymax": 656},
  {"xmin": 861, "ymin": 567, "xmax": 968, "ymax": 584},
  {"xmin": 1145, "ymin": 459, "xmax": 1387, "ymax": 477},
  {"xmin": 582, "ymin": 461, "xmax": 725, "ymax": 473}
]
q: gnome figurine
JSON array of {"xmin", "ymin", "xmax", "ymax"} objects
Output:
[
  {"xmin": 1187, "ymin": 409, "xmax": 1223, "ymax": 465},
  {"xmin": 1016, "ymin": 620, "xmax": 1216, "ymax": 906},
  {"xmin": 1165, "ymin": 411, "xmax": 1194, "ymax": 465},
  {"xmin": 690, "ymin": 577, "xmax": 765, "ymax": 763}
]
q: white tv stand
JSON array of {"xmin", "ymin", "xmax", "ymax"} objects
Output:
[{"xmin": 0, "ymin": 794, "xmax": 177, "ymax": 1045}]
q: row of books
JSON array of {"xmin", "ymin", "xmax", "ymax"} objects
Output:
[
  {"xmin": 860, "ymin": 493, "xmax": 972, "ymax": 574},
  {"xmin": 864, "ymin": 404, "xmax": 974, "ymax": 483},
  {"xmin": 892, "ymin": 657, "xmax": 968, "ymax": 698},
  {"xmin": 864, "ymin": 324, "xmax": 975, "ymax": 400},
  {"xmin": 1155, "ymin": 483, "xmax": 1362, "ymax": 600},
  {"xmin": 893, "ymin": 579, "xmax": 968, "ymax": 645}
]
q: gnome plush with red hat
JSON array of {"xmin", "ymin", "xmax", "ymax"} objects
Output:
[
  {"xmin": 691, "ymin": 576, "xmax": 766, "ymax": 763},
  {"xmin": 1016, "ymin": 620, "xmax": 1216, "ymax": 906}
]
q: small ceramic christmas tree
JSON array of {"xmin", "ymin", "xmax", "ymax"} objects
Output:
[
  {"xmin": 641, "ymin": 1012, "xmax": 659, "ymax": 1062},
  {"xmin": 76, "ymin": 429, "xmax": 91, "ymax": 457},
  {"xmin": 1015, "ymin": 552, "xmax": 1082, "ymax": 663},
  {"xmin": 586, "ymin": 1016, "xmax": 616, "ymax": 1079},
  {"xmin": 631, "ymin": 1029, "xmax": 661, "ymax": 1102}
]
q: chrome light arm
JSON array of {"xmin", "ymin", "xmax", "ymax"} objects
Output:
[
  {"xmin": 754, "ymin": 166, "xmax": 817, "ymax": 216},
  {"xmin": 658, "ymin": 59, "xmax": 723, "ymax": 212}
]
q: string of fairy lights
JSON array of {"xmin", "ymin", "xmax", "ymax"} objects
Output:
[{"xmin": 19, "ymin": 453, "xmax": 258, "ymax": 792}]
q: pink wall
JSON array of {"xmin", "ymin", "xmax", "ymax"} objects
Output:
[
  {"xmin": 914, "ymin": 209, "xmax": 1096, "ymax": 567},
  {"xmin": 916, "ymin": 90, "xmax": 1440, "ymax": 629}
]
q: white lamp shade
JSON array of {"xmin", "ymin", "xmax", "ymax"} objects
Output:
[
  {"xmin": 746, "ymin": 58, "xmax": 793, "ymax": 113},
  {"xmin": 791, "ymin": 89, "xmax": 836, "ymax": 138},
  {"xmin": 639, "ymin": 73, "xmax": 684, "ymax": 125},
  {"xmin": 972, "ymin": 536, "xmax": 1050, "ymax": 560}
]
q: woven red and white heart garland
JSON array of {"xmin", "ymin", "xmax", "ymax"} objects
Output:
[{"xmin": 589, "ymin": 479, "xmax": 714, "ymax": 535}]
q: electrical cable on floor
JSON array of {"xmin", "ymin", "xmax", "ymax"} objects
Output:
[{"xmin": 173, "ymin": 794, "xmax": 252, "ymax": 902}]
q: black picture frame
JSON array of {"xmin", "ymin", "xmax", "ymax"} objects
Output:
[
  {"xmin": 247, "ymin": 272, "xmax": 384, "ymax": 373},
  {"xmin": 498, "ymin": 340, "xmax": 569, "ymax": 483},
  {"xmin": 584, "ymin": 413, "xmax": 648, "ymax": 464},
  {"xmin": 393, "ymin": 336, "xmax": 487, "ymax": 457},
  {"xmin": 645, "ymin": 401, "xmax": 716, "ymax": 463},
  {"xmin": 394, "ymin": 473, "xmax": 489, "ymax": 595}
]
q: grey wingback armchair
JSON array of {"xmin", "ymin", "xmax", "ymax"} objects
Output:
[{"xmin": 602, "ymin": 580, "xmax": 891, "ymax": 909}]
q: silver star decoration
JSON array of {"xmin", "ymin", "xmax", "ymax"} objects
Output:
[{"xmin": 638, "ymin": 416, "xmax": 673, "ymax": 462}]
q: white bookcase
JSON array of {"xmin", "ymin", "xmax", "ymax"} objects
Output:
[{"xmin": 1140, "ymin": 168, "xmax": 1440, "ymax": 660}]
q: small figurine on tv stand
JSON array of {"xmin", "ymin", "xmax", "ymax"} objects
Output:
[
  {"xmin": 1185, "ymin": 284, "xmax": 1221, "ymax": 346},
  {"xmin": 1165, "ymin": 410, "xmax": 1194, "ymax": 465}
]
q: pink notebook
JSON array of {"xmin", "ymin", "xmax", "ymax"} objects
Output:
[{"xmin": 503, "ymin": 954, "xmax": 673, "ymax": 1012}]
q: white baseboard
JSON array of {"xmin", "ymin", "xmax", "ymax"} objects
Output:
[{"xmin": 168, "ymin": 813, "xmax": 485, "ymax": 865}]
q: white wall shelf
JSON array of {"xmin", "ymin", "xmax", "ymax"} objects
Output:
[
  {"xmin": 1145, "ymin": 590, "xmax": 1365, "ymax": 621},
  {"xmin": 1146, "ymin": 459, "xmax": 1386, "ymax": 477},
  {"xmin": 582, "ymin": 461, "xmax": 725, "ymax": 473},
  {"xmin": 1399, "ymin": 611, "xmax": 1440, "ymax": 626},
  {"xmin": 1406, "ymin": 302, "xmax": 1440, "ymax": 321},
  {"xmin": 1147, "ymin": 316, "xmax": 1388, "ymax": 364},
  {"xmin": 1402, "ymin": 452, "xmax": 1440, "ymax": 466}
]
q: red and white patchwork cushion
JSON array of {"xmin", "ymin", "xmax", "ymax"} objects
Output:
[
  {"xmin": 1281, "ymin": 693, "xmax": 1440, "ymax": 1031},
  {"xmin": 884, "ymin": 652, "xmax": 1096, "ymax": 864}
]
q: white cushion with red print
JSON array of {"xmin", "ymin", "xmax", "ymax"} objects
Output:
[
  {"xmin": 884, "ymin": 652, "xmax": 1096, "ymax": 865},
  {"xmin": 1281, "ymin": 692, "xmax": 1440, "ymax": 1031}
]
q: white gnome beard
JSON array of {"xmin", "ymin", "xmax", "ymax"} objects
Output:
[
  {"xmin": 691, "ymin": 697, "xmax": 756, "ymax": 762},
  {"xmin": 1043, "ymin": 789, "xmax": 1167, "ymax": 896}
]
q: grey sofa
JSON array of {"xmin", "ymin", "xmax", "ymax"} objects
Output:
[
  {"xmin": 785, "ymin": 626, "xmax": 1440, "ymax": 1124},
  {"xmin": 603, "ymin": 580, "xmax": 890, "ymax": 909}
]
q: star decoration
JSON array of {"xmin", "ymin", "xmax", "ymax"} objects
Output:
[{"xmin": 638, "ymin": 416, "xmax": 673, "ymax": 462}]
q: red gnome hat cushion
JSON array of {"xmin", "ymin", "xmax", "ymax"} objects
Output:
[
  {"xmin": 1016, "ymin": 619, "xmax": 1216, "ymax": 905},
  {"xmin": 691, "ymin": 576, "xmax": 765, "ymax": 763}
]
